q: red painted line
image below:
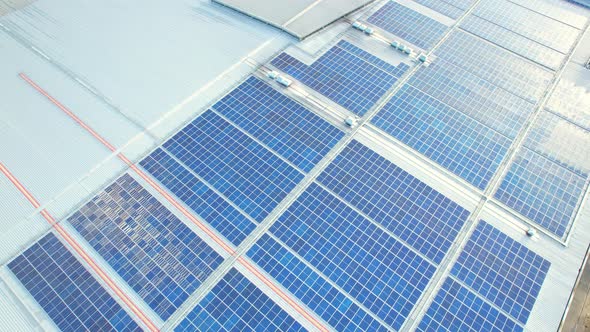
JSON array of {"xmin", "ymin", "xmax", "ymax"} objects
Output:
[
  {"xmin": 0, "ymin": 163, "xmax": 160, "ymax": 332},
  {"xmin": 19, "ymin": 73, "xmax": 330, "ymax": 332}
]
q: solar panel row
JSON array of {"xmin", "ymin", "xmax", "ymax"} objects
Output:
[
  {"xmin": 68, "ymin": 174, "xmax": 225, "ymax": 320},
  {"xmin": 412, "ymin": 0, "xmax": 464, "ymax": 19},
  {"xmin": 271, "ymin": 40, "xmax": 409, "ymax": 116},
  {"xmin": 8, "ymin": 233, "xmax": 141, "ymax": 332},
  {"xmin": 419, "ymin": 221, "xmax": 550, "ymax": 330},
  {"xmin": 495, "ymin": 112, "xmax": 590, "ymax": 238},
  {"xmin": 367, "ymin": 1, "xmax": 448, "ymax": 50},
  {"xmin": 176, "ymin": 268, "xmax": 305, "ymax": 332}
]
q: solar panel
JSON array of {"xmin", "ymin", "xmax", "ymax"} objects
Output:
[
  {"xmin": 140, "ymin": 148, "xmax": 256, "ymax": 246},
  {"xmin": 408, "ymin": 59, "xmax": 535, "ymax": 139},
  {"xmin": 367, "ymin": 1, "xmax": 448, "ymax": 50},
  {"xmin": 269, "ymin": 182, "xmax": 437, "ymax": 329},
  {"xmin": 461, "ymin": 16, "xmax": 565, "ymax": 69},
  {"xmin": 68, "ymin": 174, "xmax": 225, "ymax": 320},
  {"xmin": 163, "ymin": 110, "xmax": 305, "ymax": 222},
  {"xmin": 412, "ymin": 0, "xmax": 464, "ymax": 19},
  {"xmin": 508, "ymin": 0, "xmax": 588, "ymax": 29},
  {"xmin": 317, "ymin": 140, "xmax": 470, "ymax": 263},
  {"xmin": 417, "ymin": 278, "xmax": 523, "ymax": 332},
  {"xmin": 271, "ymin": 40, "xmax": 409, "ymax": 116},
  {"xmin": 212, "ymin": 76, "xmax": 345, "ymax": 173},
  {"xmin": 452, "ymin": 221, "xmax": 550, "ymax": 323},
  {"xmin": 473, "ymin": 0, "xmax": 580, "ymax": 54},
  {"xmin": 248, "ymin": 234, "xmax": 388, "ymax": 332},
  {"xmin": 495, "ymin": 113, "xmax": 590, "ymax": 238},
  {"xmin": 372, "ymin": 84, "xmax": 512, "ymax": 189},
  {"xmin": 436, "ymin": 31, "xmax": 553, "ymax": 102},
  {"xmin": 8, "ymin": 233, "xmax": 141, "ymax": 332},
  {"xmin": 547, "ymin": 79, "xmax": 590, "ymax": 131},
  {"xmin": 175, "ymin": 268, "xmax": 305, "ymax": 332}
]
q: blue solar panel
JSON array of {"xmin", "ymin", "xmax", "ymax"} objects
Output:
[
  {"xmin": 451, "ymin": 221, "xmax": 550, "ymax": 324},
  {"xmin": 509, "ymin": 0, "xmax": 587, "ymax": 29},
  {"xmin": 163, "ymin": 110, "xmax": 305, "ymax": 222},
  {"xmin": 270, "ymin": 182, "xmax": 436, "ymax": 329},
  {"xmin": 495, "ymin": 112, "xmax": 590, "ymax": 238},
  {"xmin": 372, "ymin": 84, "xmax": 512, "ymax": 189},
  {"xmin": 248, "ymin": 234, "xmax": 388, "ymax": 332},
  {"xmin": 271, "ymin": 40, "xmax": 409, "ymax": 116},
  {"xmin": 8, "ymin": 233, "xmax": 141, "ymax": 332},
  {"xmin": 461, "ymin": 15, "xmax": 565, "ymax": 69},
  {"xmin": 473, "ymin": 0, "xmax": 580, "ymax": 54},
  {"xmin": 175, "ymin": 268, "xmax": 305, "ymax": 332},
  {"xmin": 547, "ymin": 80, "xmax": 590, "ymax": 132},
  {"xmin": 436, "ymin": 31, "xmax": 553, "ymax": 102},
  {"xmin": 68, "ymin": 174, "xmax": 225, "ymax": 320},
  {"xmin": 412, "ymin": 0, "xmax": 464, "ymax": 19},
  {"xmin": 408, "ymin": 58, "xmax": 535, "ymax": 139},
  {"xmin": 212, "ymin": 76, "xmax": 345, "ymax": 173},
  {"xmin": 317, "ymin": 140, "xmax": 469, "ymax": 263},
  {"xmin": 417, "ymin": 278, "xmax": 522, "ymax": 332},
  {"xmin": 367, "ymin": 1, "xmax": 448, "ymax": 50},
  {"xmin": 140, "ymin": 148, "xmax": 256, "ymax": 246}
]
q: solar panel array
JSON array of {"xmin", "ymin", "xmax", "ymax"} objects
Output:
[
  {"xmin": 250, "ymin": 140, "xmax": 470, "ymax": 331},
  {"xmin": 495, "ymin": 112, "xmax": 590, "ymax": 238},
  {"xmin": 367, "ymin": 1, "xmax": 448, "ymax": 50},
  {"xmin": 546, "ymin": 79, "xmax": 590, "ymax": 131},
  {"xmin": 412, "ymin": 0, "xmax": 464, "ymax": 19},
  {"xmin": 419, "ymin": 221, "xmax": 550, "ymax": 330},
  {"xmin": 8, "ymin": 233, "xmax": 141, "ymax": 332},
  {"xmin": 175, "ymin": 268, "xmax": 305, "ymax": 332},
  {"xmin": 68, "ymin": 174, "xmax": 225, "ymax": 320},
  {"xmin": 271, "ymin": 40, "xmax": 409, "ymax": 116}
]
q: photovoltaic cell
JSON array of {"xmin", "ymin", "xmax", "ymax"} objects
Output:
[
  {"xmin": 461, "ymin": 15, "xmax": 565, "ymax": 69},
  {"xmin": 140, "ymin": 148, "xmax": 256, "ymax": 246},
  {"xmin": 68, "ymin": 174, "xmax": 224, "ymax": 320},
  {"xmin": 175, "ymin": 268, "xmax": 305, "ymax": 332},
  {"xmin": 408, "ymin": 58, "xmax": 535, "ymax": 139},
  {"xmin": 495, "ymin": 112, "xmax": 590, "ymax": 238},
  {"xmin": 508, "ymin": 0, "xmax": 588, "ymax": 29},
  {"xmin": 270, "ymin": 183, "xmax": 437, "ymax": 329},
  {"xmin": 212, "ymin": 76, "xmax": 345, "ymax": 173},
  {"xmin": 367, "ymin": 1, "xmax": 448, "ymax": 50},
  {"xmin": 417, "ymin": 278, "xmax": 522, "ymax": 332},
  {"xmin": 372, "ymin": 84, "xmax": 512, "ymax": 189},
  {"xmin": 248, "ymin": 234, "xmax": 388, "ymax": 332},
  {"xmin": 473, "ymin": 0, "xmax": 580, "ymax": 54},
  {"xmin": 318, "ymin": 140, "xmax": 470, "ymax": 263},
  {"xmin": 412, "ymin": 0, "xmax": 463, "ymax": 19},
  {"xmin": 163, "ymin": 110, "xmax": 305, "ymax": 222},
  {"xmin": 271, "ymin": 40, "xmax": 409, "ymax": 116},
  {"xmin": 547, "ymin": 79, "xmax": 590, "ymax": 131},
  {"xmin": 451, "ymin": 221, "xmax": 550, "ymax": 324},
  {"xmin": 436, "ymin": 31, "xmax": 553, "ymax": 102},
  {"xmin": 8, "ymin": 233, "xmax": 141, "ymax": 332}
]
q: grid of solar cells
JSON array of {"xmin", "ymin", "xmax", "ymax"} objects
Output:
[
  {"xmin": 140, "ymin": 148, "xmax": 256, "ymax": 246},
  {"xmin": 417, "ymin": 278, "xmax": 522, "ymax": 332},
  {"xmin": 8, "ymin": 233, "xmax": 141, "ymax": 332},
  {"xmin": 367, "ymin": 1, "xmax": 448, "ymax": 50},
  {"xmin": 547, "ymin": 80, "xmax": 590, "ymax": 131},
  {"xmin": 317, "ymin": 140, "xmax": 469, "ymax": 262},
  {"xmin": 495, "ymin": 113, "xmax": 590, "ymax": 238},
  {"xmin": 473, "ymin": 0, "xmax": 580, "ymax": 54},
  {"xmin": 461, "ymin": 15, "xmax": 565, "ymax": 69},
  {"xmin": 271, "ymin": 40, "xmax": 409, "ymax": 116},
  {"xmin": 408, "ymin": 58, "xmax": 535, "ymax": 138},
  {"xmin": 212, "ymin": 76, "xmax": 344, "ymax": 173},
  {"xmin": 436, "ymin": 31, "xmax": 553, "ymax": 102},
  {"xmin": 163, "ymin": 110, "xmax": 304, "ymax": 222},
  {"xmin": 508, "ymin": 0, "xmax": 588, "ymax": 29},
  {"xmin": 495, "ymin": 148, "xmax": 586, "ymax": 237},
  {"xmin": 68, "ymin": 174, "xmax": 224, "ymax": 320},
  {"xmin": 412, "ymin": 0, "xmax": 463, "ymax": 19},
  {"xmin": 452, "ymin": 221, "xmax": 550, "ymax": 324},
  {"xmin": 175, "ymin": 268, "xmax": 305, "ymax": 332},
  {"xmin": 449, "ymin": 0, "xmax": 476, "ymax": 9},
  {"xmin": 372, "ymin": 84, "xmax": 512, "ymax": 189},
  {"xmin": 248, "ymin": 234, "xmax": 388, "ymax": 332},
  {"xmin": 270, "ymin": 183, "xmax": 436, "ymax": 329}
]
